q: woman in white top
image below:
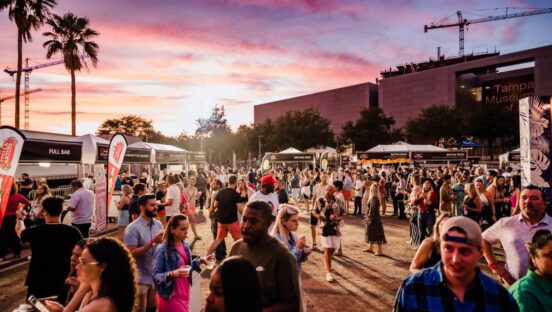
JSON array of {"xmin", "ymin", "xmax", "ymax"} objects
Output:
[
  {"xmin": 184, "ymin": 177, "xmax": 201, "ymax": 240},
  {"xmin": 31, "ymin": 183, "xmax": 51, "ymax": 226}
]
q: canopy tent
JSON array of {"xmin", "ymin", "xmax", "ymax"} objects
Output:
[
  {"xmin": 261, "ymin": 148, "xmax": 315, "ymax": 172},
  {"xmin": 142, "ymin": 142, "xmax": 187, "ymax": 164},
  {"xmin": 499, "ymin": 148, "xmax": 521, "ymax": 164},
  {"xmin": 305, "ymin": 146, "xmax": 339, "ymax": 169},
  {"xmin": 80, "ymin": 134, "xmax": 110, "ymax": 165},
  {"xmin": 358, "ymin": 141, "xmax": 465, "ymax": 164}
]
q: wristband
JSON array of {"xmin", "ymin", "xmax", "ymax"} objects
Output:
[
  {"xmin": 148, "ymin": 239, "xmax": 155, "ymax": 246},
  {"xmin": 488, "ymin": 262, "xmax": 500, "ymax": 270}
]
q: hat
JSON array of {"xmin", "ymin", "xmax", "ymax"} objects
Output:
[
  {"xmin": 441, "ymin": 216, "xmax": 482, "ymax": 247},
  {"xmin": 260, "ymin": 175, "xmax": 277, "ymax": 185}
]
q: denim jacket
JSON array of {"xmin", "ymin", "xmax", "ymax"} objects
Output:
[
  {"xmin": 273, "ymin": 232, "xmax": 308, "ymax": 271},
  {"xmin": 152, "ymin": 240, "xmax": 201, "ymax": 299}
]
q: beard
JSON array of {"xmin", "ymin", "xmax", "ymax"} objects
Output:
[{"xmin": 145, "ymin": 209, "xmax": 157, "ymax": 218}]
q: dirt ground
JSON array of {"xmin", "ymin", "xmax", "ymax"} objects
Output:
[{"xmin": 0, "ymin": 206, "xmax": 421, "ymax": 311}]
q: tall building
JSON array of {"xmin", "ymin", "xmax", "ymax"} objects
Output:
[{"xmin": 254, "ymin": 82, "xmax": 378, "ymax": 133}]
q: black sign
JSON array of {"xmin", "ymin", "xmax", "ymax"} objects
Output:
[
  {"xmin": 364, "ymin": 152, "xmax": 409, "ymax": 160},
  {"xmin": 96, "ymin": 144, "xmax": 109, "ymax": 162},
  {"xmin": 508, "ymin": 152, "xmax": 521, "ymax": 162},
  {"xmin": 125, "ymin": 148, "xmax": 151, "ymax": 163},
  {"xmin": 340, "ymin": 155, "xmax": 351, "ymax": 163},
  {"xmin": 356, "ymin": 152, "xmax": 369, "ymax": 160},
  {"xmin": 156, "ymin": 152, "xmax": 186, "ymax": 164},
  {"xmin": 411, "ymin": 151, "xmax": 467, "ymax": 161},
  {"xmin": 186, "ymin": 153, "xmax": 206, "ymax": 162},
  {"xmin": 482, "ymin": 74, "xmax": 534, "ymax": 110},
  {"xmin": 267, "ymin": 153, "xmax": 314, "ymax": 162},
  {"xmin": 20, "ymin": 140, "xmax": 82, "ymax": 163}
]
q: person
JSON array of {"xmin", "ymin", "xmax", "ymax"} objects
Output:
[
  {"xmin": 121, "ymin": 171, "xmax": 134, "ymax": 187},
  {"xmin": 364, "ymin": 184, "xmax": 386, "ymax": 256},
  {"xmin": 482, "ymin": 185, "xmax": 552, "ymax": 285},
  {"xmin": 153, "ymin": 214, "xmax": 213, "ymax": 312},
  {"xmin": 353, "ymin": 173, "xmax": 364, "ymax": 216},
  {"xmin": 276, "ymin": 179, "xmax": 289, "ymax": 204},
  {"xmin": 379, "ymin": 172, "xmax": 388, "ymax": 216},
  {"xmin": 249, "ymin": 175, "xmax": 280, "ymax": 230},
  {"xmin": 129, "ymin": 183, "xmax": 147, "ymax": 222},
  {"xmin": 452, "ymin": 174, "xmax": 465, "ymax": 216},
  {"xmin": 205, "ymin": 256, "xmax": 263, "ymax": 312},
  {"xmin": 290, "ymin": 168, "xmax": 301, "ymax": 206},
  {"xmin": 343, "ymin": 169, "xmax": 353, "ymax": 212},
  {"xmin": 14, "ymin": 196, "xmax": 83, "ymax": 298},
  {"xmin": 418, "ymin": 180, "xmax": 437, "ymax": 242},
  {"xmin": 207, "ymin": 175, "xmax": 244, "ymax": 255},
  {"xmin": 124, "ymin": 194, "xmax": 164, "ymax": 312},
  {"xmin": 116, "ymin": 184, "xmax": 132, "ymax": 240},
  {"xmin": 161, "ymin": 175, "xmax": 181, "ymax": 223},
  {"xmin": 300, "ymin": 170, "xmax": 312, "ymax": 213},
  {"xmin": 0, "ymin": 183, "xmax": 29, "ymax": 261},
  {"xmin": 184, "ymin": 177, "xmax": 201, "ymax": 239},
  {"xmin": 439, "ymin": 175, "xmax": 455, "ymax": 214},
  {"xmin": 67, "ymin": 179, "xmax": 95, "ymax": 238},
  {"xmin": 510, "ymin": 175, "xmax": 522, "ymax": 215},
  {"xmin": 406, "ymin": 185, "xmax": 422, "ymax": 245},
  {"xmin": 155, "ymin": 182, "xmax": 167, "ymax": 225},
  {"xmin": 318, "ymin": 184, "xmax": 346, "ymax": 282},
  {"xmin": 271, "ymin": 204, "xmax": 311, "ymax": 271},
  {"xmin": 30, "ymin": 183, "xmax": 51, "ymax": 226},
  {"xmin": 509, "ymin": 230, "xmax": 552, "ymax": 311},
  {"xmin": 394, "ymin": 216, "xmax": 519, "ymax": 311},
  {"xmin": 461, "ymin": 183, "xmax": 482, "ymax": 223},
  {"xmin": 476, "ymin": 178, "xmax": 496, "ymax": 231},
  {"xmin": 57, "ymin": 239, "xmax": 87, "ymax": 306},
  {"xmin": 44, "ymin": 237, "xmax": 139, "ymax": 312},
  {"xmin": 208, "ymin": 179, "xmax": 226, "ymax": 261},
  {"xmin": 409, "ymin": 212, "xmax": 452, "ymax": 273},
  {"xmin": 487, "ymin": 175, "xmax": 508, "ymax": 220},
  {"xmin": 19, "ymin": 173, "xmax": 34, "ymax": 199},
  {"xmin": 196, "ymin": 168, "xmax": 208, "ymax": 211},
  {"xmin": 229, "ymin": 200, "xmax": 301, "ymax": 310}
]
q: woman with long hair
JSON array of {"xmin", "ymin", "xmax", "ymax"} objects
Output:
[
  {"xmin": 31, "ymin": 183, "xmax": 52, "ymax": 226},
  {"xmin": 300, "ymin": 169, "xmax": 312, "ymax": 213},
  {"xmin": 183, "ymin": 177, "xmax": 201, "ymax": 240},
  {"xmin": 510, "ymin": 175, "xmax": 522, "ymax": 215},
  {"xmin": 116, "ymin": 184, "xmax": 133, "ymax": 240},
  {"xmin": 475, "ymin": 178, "xmax": 496, "ymax": 231},
  {"xmin": 452, "ymin": 174, "xmax": 465, "ymax": 216},
  {"xmin": 417, "ymin": 180, "xmax": 437, "ymax": 241},
  {"xmin": 510, "ymin": 230, "xmax": 552, "ymax": 311},
  {"xmin": 406, "ymin": 185, "xmax": 422, "ymax": 246},
  {"xmin": 153, "ymin": 214, "xmax": 213, "ymax": 312},
  {"xmin": 0, "ymin": 183, "xmax": 29, "ymax": 261},
  {"xmin": 364, "ymin": 183, "xmax": 386, "ymax": 256},
  {"xmin": 487, "ymin": 175, "xmax": 508, "ymax": 219},
  {"xmin": 45, "ymin": 237, "xmax": 138, "ymax": 312},
  {"xmin": 205, "ymin": 256, "xmax": 262, "ymax": 312},
  {"xmin": 409, "ymin": 212, "xmax": 452, "ymax": 273},
  {"xmin": 462, "ymin": 183, "xmax": 482, "ymax": 223}
]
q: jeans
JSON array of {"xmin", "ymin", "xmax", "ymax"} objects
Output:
[
  {"xmin": 353, "ymin": 196, "xmax": 362, "ymax": 215},
  {"xmin": 0, "ymin": 216, "xmax": 21, "ymax": 258},
  {"xmin": 417, "ymin": 212, "xmax": 435, "ymax": 241},
  {"xmin": 198, "ymin": 190, "xmax": 206, "ymax": 210},
  {"xmin": 211, "ymin": 218, "xmax": 226, "ymax": 260}
]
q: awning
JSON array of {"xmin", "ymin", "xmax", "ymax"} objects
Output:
[{"xmin": 20, "ymin": 130, "xmax": 82, "ymax": 163}]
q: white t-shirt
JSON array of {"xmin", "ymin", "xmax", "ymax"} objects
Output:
[
  {"xmin": 354, "ymin": 180, "xmax": 364, "ymax": 197},
  {"xmin": 249, "ymin": 191, "xmax": 279, "ymax": 217},
  {"xmin": 166, "ymin": 184, "xmax": 181, "ymax": 216}
]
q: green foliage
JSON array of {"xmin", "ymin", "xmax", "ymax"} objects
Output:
[
  {"xmin": 340, "ymin": 107, "xmax": 402, "ymax": 151},
  {"xmin": 404, "ymin": 105, "xmax": 463, "ymax": 145},
  {"xmin": 270, "ymin": 108, "xmax": 334, "ymax": 151},
  {"xmin": 97, "ymin": 115, "xmax": 156, "ymax": 141}
]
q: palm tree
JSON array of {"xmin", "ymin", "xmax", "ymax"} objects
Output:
[
  {"xmin": 1, "ymin": 0, "xmax": 57, "ymax": 129},
  {"xmin": 43, "ymin": 13, "xmax": 99, "ymax": 135}
]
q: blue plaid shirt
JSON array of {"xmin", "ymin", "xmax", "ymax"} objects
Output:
[{"xmin": 394, "ymin": 262, "xmax": 519, "ymax": 312}]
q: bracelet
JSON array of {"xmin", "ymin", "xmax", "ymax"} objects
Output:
[{"xmin": 488, "ymin": 262, "xmax": 500, "ymax": 270}]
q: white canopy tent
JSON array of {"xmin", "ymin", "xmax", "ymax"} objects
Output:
[
  {"xmin": 367, "ymin": 141, "xmax": 448, "ymax": 153},
  {"xmin": 80, "ymin": 134, "xmax": 110, "ymax": 165}
]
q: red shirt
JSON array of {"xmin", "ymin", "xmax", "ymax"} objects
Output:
[{"xmin": 6, "ymin": 193, "xmax": 29, "ymax": 216}]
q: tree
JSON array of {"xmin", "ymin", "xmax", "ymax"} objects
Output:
[
  {"xmin": 404, "ymin": 105, "xmax": 464, "ymax": 145},
  {"xmin": 195, "ymin": 105, "xmax": 231, "ymax": 137},
  {"xmin": 271, "ymin": 109, "xmax": 334, "ymax": 151},
  {"xmin": 1, "ymin": 0, "xmax": 57, "ymax": 128},
  {"xmin": 43, "ymin": 12, "xmax": 99, "ymax": 135},
  {"xmin": 340, "ymin": 107, "xmax": 401, "ymax": 151},
  {"xmin": 466, "ymin": 103, "xmax": 518, "ymax": 159},
  {"xmin": 97, "ymin": 115, "xmax": 155, "ymax": 141}
]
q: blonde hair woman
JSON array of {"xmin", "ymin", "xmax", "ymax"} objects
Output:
[{"xmin": 364, "ymin": 184, "xmax": 386, "ymax": 256}]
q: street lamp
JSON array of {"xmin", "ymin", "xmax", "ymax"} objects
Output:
[{"xmin": 257, "ymin": 135, "xmax": 263, "ymax": 160}]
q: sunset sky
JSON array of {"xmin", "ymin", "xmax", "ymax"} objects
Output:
[{"xmin": 0, "ymin": 0, "xmax": 551, "ymax": 136}]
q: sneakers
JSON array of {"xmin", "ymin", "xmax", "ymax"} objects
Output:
[{"xmin": 326, "ymin": 272, "xmax": 335, "ymax": 282}]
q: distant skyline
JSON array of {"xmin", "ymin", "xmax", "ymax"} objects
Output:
[{"xmin": 1, "ymin": 0, "xmax": 551, "ymax": 136}]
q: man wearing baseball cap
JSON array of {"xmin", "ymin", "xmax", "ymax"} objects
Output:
[
  {"xmin": 394, "ymin": 216, "xmax": 518, "ymax": 311},
  {"xmin": 249, "ymin": 175, "xmax": 280, "ymax": 231}
]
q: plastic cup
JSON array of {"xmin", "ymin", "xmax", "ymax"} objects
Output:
[
  {"xmin": 180, "ymin": 265, "xmax": 191, "ymax": 275},
  {"xmin": 303, "ymin": 245, "xmax": 313, "ymax": 253}
]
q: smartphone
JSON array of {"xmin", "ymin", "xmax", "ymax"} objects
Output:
[{"xmin": 27, "ymin": 295, "xmax": 50, "ymax": 312}]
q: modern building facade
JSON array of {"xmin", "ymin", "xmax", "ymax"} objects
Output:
[
  {"xmin": 379, "ymin": 44, "xmax": 552, "ymax": 127},
  {"xmin": 254, "ymin": 82, "xmax": 378, "ymax": 133}
]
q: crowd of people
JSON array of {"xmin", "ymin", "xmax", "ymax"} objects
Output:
[{"xmin": 2, "ymin": 163, "xmax": 552, "ymax": 311}]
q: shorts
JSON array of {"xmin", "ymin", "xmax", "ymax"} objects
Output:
[
  {"xmin": 117, "ymin": 210, "xmax": 130, "ymax": 226},
  {"xmin": 137, "ymin": 283, "xmax": 156, "ymax": 310},
  {"xmin": 291, "ymin": 188, "xmax": 301, "ymax": 200},
  {"xmin": 343, "ymin": 191, "xmax": 351, "ymax": 201},
  {"xmin": 322, "ymin": 235, "xmax": 341, "ymax": 249},
  {"xmin": 216, "ymin": 221, "xmax": 241, "ymax": 240},
  {"xmin": 301, "ymin": 186, "xmax": 311, "ymax": 199}
]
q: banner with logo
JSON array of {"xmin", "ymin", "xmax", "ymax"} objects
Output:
[
  {"xmin": 94, "ymin": 164, "xmax": 107, "ymax": 232},
  {"xmin": 107, "ymin": 134, "xmax": 127, "ymax": 217},
  {"xmin": 0, "ymin": 126, "xmax": 26, "ymax": 230}
]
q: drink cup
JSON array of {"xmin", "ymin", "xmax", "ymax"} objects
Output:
[
  {"xmin": 206, "ymin": 257, "xmax": 216, "ymax": 270},
  {"xmin": 303, "ymin": 244, "xmax": 313, "ymax": 253},
  {"xmin": 180, "ymin": 265, "xmax": 191, "ymax": 276}
]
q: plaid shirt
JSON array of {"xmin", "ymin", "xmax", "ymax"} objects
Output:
[{"xmin": 394, "ymin": 262, "xmax": 519, "ymax": 312}]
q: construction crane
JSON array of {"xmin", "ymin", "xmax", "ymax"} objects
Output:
[
  {"xmin": 424, "ymin": 7, "xmax": 552, "ymax": 57},
  {"xmin": 0, "ymin": 88, "xmax": 42, "ymax": 125},
  {"xmin": 4, "ymin": 55, "xmax": 86, "ymax": 130}
]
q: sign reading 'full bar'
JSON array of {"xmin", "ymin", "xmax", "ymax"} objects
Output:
[{"xmin": 20, "ymin": 140, "xmax": 82, "ymax": 163}]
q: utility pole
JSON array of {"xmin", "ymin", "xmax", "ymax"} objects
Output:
[{"xmin": 257, "ymin": 135, "xmax": 263, "ymax": 161}]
